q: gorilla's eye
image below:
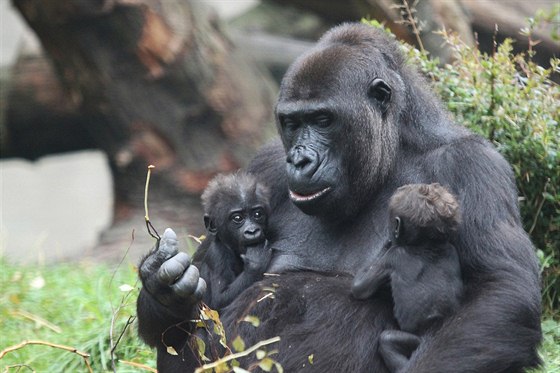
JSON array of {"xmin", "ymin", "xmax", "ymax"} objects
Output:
[
  {"xmin": 314, "ymin": 114, "xmax": 331, "ymax": 128},
  {"xmin": 280, "ymin": 116, "xmax": 298, "ymax": 132},
  {"xmin": 253, "ymin": 208, "xmax": 264, "ymax": 220},
  {"xmin": 368, "ymin": 78, "xmax": 392, "ymax": 113},
  {"xmin": 230, "ymin": 213, "xmax": 244, "ymax": 224}
]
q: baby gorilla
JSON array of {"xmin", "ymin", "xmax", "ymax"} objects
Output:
[
  {"xmin": 352, "ymin": 183, "xmax": 463, "ymax": 372},
  {"xmin": 194, "ymin": 172, "xmax": 272, "ymax": 310}
]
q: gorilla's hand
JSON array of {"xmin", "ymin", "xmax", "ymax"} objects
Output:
[
  {"xmin": 241, "ymin": 243, "xmax": 272, "ymax": 274},
  {"xmin": 379, "ymin": 330, "xmax": 420, "ymax": 373},
  {"xmin": 139, "ymin": 228, "xmax": 206, "ymax": 308}
]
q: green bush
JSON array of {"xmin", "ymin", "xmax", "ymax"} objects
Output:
[{"xmin": 365, "ymin": 16, "xmax": 559, "ymax": 315}]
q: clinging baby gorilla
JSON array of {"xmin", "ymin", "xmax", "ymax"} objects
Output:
[
  {"xmin": 194, "ymin": 172, "xmax": 272, "ymax": 309},
  {"xmin": 352, "ymin": 183, "xmax": 463, "ymax": 372}
]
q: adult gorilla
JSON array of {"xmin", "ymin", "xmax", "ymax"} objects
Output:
[{"xmin": 137, "ymin": 23, "xmax": 541, "ymax": 372}]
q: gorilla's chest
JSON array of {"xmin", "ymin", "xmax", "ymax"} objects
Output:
[{"xmin": 267, "ymin": 201, "xmax": 389, "ymax": 274}]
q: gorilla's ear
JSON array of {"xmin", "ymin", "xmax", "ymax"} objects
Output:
[
  {"xmin": 393, "ymin": 216, "xmax": 402, "ymax": 240},
  {"xmin": 368, "ymin": 78, "xmax": 392, "ymax": 114},
  {"xmin": 204, "ymin": 214, "xmax": 218, "ymax": 235}
]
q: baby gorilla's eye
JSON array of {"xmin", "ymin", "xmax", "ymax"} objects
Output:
[
  {"xmin": 253, "ymin": 210, "xmax": 263, "ymax": 219},
  {"xmin": 231, "ymin": 213, "xmax": 244, "ymax": 223}
]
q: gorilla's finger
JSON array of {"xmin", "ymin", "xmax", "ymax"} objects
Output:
[
  {"xmin": 139, "ymin": 228, "xmax": 180, "ymax": 280},
  {"xmin": 157, "ymin": 252, "xmax": 191, "ymax": 285},
  {"xmin": 171, "ymin": 265, "xmax": 200, "ymax": 298},
  {"xmin": 351, "ymin": 266, "xmax": 377, "ymax": 300},
  {"xmin": 158, "ymin": 228, "xmax": 179, "ymax": 259},
  {"xmin": 193, "ymin": 278, "xmax": 207, "ymax": 300}
]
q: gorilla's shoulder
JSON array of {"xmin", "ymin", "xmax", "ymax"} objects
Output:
[
  {"xmin": 441, "ymin": 134, "xmax": 513, "ymax": 174},
  {"xmin": 248, "ymin": 138, "xmax": 284, "ymax": 170},
  {"xmin": 247, "ymin": 138, "xmax": 288, "ymax": 208},
  {"xmin": 430, "ymin": 134, "xmax": 518, "ymax": 206}
]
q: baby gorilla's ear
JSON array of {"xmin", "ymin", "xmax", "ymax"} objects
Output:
[
  {"xmin": 393, "ymin": 217, "xmax": 402, "ymax": 240},
  {"xmin": 204, "ymin": 214, "xmax": 217, "ymax": 235}
]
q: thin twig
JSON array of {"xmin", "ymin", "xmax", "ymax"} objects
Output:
[
  {"xmin": 111, "ymin": 316, "xmax": 136, "ymax": 353},
  {"xmin": 194, "ymin": 336, "xmax": 281, "ymax": 373},
  {"xmin": 187, "ymin": 234, "xmax": 204, "ymax": 244},
  {"xmin": 0, "ymin": 340, "xmax": 93, "ymax": 373},
  {"xmin": 257, "ymin": 292, "xmax": 274, "ymax": 303},
  {"xmin": 108, "ymin": 229, "xmax": 136, "ymax": 292},
  {"xmin": 110, "ymin": 315, "xmax": 136, "ymax": 373},
  {"xmin": 109, "ymin": 283, "xmax": 139, "ymax": 372},
  {"xmin": 144, "ymin": 165, "xmax": 160, "ymax": 240},
  {"xmin": 119, "ymin": 360, "xmax": 157, "ymax": 372},
  {"xmin": 402, "ymin": 0, "xmax": 425, "ymax": 53},
  {"xmin": 108, "ymin": 229, "xmax": 138, "ymax": 373},
  {"xmin": 529, "ymin": 178, "xmax": 550, "ymax": 235},
  {"xmin": 10, "ymin": 310, "xmax": 62, "ymax": 334},
  {"xmin": 3, "ymin": 363, "xmax": 35, "ymax": 372}
]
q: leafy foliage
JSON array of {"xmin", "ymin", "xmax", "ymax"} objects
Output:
[
  {"xmin": 191, "ymin": 304, "xmax": 282, "ymax": 372},
  {"xmin": 528, "ymin": 318, "xmax": 560, "ymax": 373}
]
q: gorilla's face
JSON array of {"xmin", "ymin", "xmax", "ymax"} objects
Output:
[
  {"xmin": 276, "ymin": 31, "xmax": 401, "ymax": 220},
  {"xmin": 276, "ymin": 103, "xmax": 342, "ymax": 217}
]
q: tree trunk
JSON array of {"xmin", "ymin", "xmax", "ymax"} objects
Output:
[
  {"xmin": 269, "ymin": 0, "xmax": 477, "ymax": 62},
  {"xmin": 10, "ymin": 0, "xmax": 278, "ymax": 259},
  {"xmin": 1, "ymin": 33, "xmax": 95, "ymax": 159},
  {"xmin": 12, "ymin": 0, "xmax": 277, "ymax": 209}
]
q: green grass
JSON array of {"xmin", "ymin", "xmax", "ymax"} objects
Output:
[
  {"xmin": 0, "ymin": 258, "xmax": 558, "ymax": 372},
  {"xmin": 0, "ymin": 259, "xmax": 155, "ymax": 372}
]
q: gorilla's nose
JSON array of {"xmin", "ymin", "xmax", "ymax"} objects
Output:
[
  {"xmin": 244, "ymin": 227, "xmax": 262, "ymax": 241},
  {"xmin": 287, "ymin": 145, "xmax": 319, "ymax": 176}
]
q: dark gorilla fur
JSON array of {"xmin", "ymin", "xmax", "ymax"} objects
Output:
[
  {"xmin": 219, "ymin": 272, "xmax": 398, "ymax": 372},
  {"xmin": 352, "ymin": 183, "xmax": 464, "ymax": 372},
  {"xmin": 136, "ymin": 23, "xmax": 542, "ymax": 373},
  {"xmin": 194, "ymin": 172, "xmax": 272, "ymax": 309}
]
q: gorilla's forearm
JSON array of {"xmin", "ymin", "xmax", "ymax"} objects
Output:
[
  {"xmin": 407, "ymin": 272, "xmax": 541, "ymax": 373},
  {"xmin": 213, "ymin": 270, "xmax": 263, "ymax": 309},
  {"xmin": 406, "ymin": 222, "xmax": 541, "ymax": 372}
]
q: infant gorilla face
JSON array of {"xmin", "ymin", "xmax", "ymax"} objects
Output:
[
  {"xmin": 224, "ymin": 202, "xmax": 268, "ymax": 252},
  {"xmin": 202, "ymin": 172, "xmax": 270, "ymax": 255}
]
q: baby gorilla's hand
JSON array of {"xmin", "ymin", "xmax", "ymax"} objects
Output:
[{"xmin": 241, "ymin": 243, "xmax": 272, "ymax": 274}]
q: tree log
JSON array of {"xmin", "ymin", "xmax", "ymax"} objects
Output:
[
  {"xmin": 12, "ymin": 0, "xmax": 277, "ymax": 210},
  {"xmin": 1, "ymin": 32, "xmax": 95, "ymax": 159},
  {"xmin": 269, "ymin": 0, "xmax": 474, "ymax": 62},
  {"xmin": 270, "ymin": 0, "xmax": 558, "ymax": 65},
  {"xmin": 229, "ymin": 30, "xmax": 314, "ymax": 82}
]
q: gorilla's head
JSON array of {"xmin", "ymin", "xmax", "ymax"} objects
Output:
[
  {"xmin": 202, "ymin": 172, "xmax": 270, "ymax": 252},
  {"xmin": 276, "ymin": 23, "xmax": 406, "ymax": 220}
]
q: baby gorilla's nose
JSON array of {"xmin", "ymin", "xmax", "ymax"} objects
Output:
[{"xmin": 243, "ymin": 227, "xmax": 262, "ymax": 242}]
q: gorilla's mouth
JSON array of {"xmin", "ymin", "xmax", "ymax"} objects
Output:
[
  {"xmin": 243, "ymin": 238, "xmax": 266, "ymax": 247},
  {"xmin": 289, "ymin": 187, "xmax": 331, "ymax": 203}
]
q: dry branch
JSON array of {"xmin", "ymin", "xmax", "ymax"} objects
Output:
[{"xmin": 0, "ymin": 340, "xmax": 93, "ymax": 373}]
